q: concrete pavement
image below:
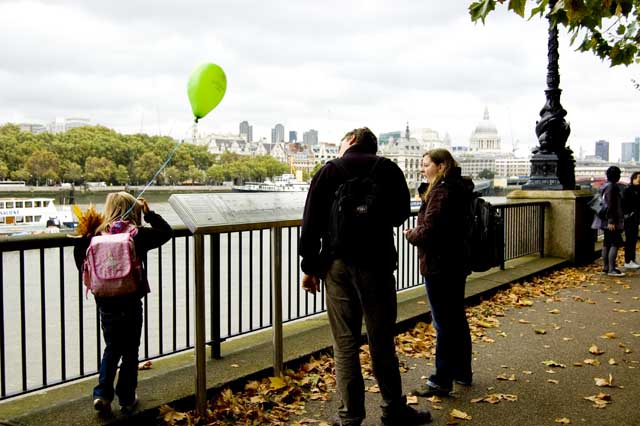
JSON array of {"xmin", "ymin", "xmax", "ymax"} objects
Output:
[
  {"xmin": 293, "ymin": 260, "xmax": 640, "ymax": 426},
  {"xmin": 0, "ymin": 255, "xmax": 570, "ymax": 425}
]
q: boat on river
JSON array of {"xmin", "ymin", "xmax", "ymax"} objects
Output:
[
  {"xmin": 232, "ymin": 174, "xmax": 310, "ymax": 193},
  {"xmin": 0, "ymin": 197, "xmax": 77, "ymax": 235}
]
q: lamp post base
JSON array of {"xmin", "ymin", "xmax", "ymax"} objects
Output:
[{"xmin": 522, "ymin": 152, "xmax": 564, "ymax": 190}]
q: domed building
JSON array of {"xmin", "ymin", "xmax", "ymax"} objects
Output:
[{"xmin": 469, "ymin": 107, "xmax": 501, "ymax": 152}]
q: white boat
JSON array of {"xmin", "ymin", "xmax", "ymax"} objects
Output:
[
  {"xmin": 232, "ymin": 174, "xmax": 310, "ymax": 193},
  {"xmin": 0, "ymin": 197, "xmax": 77, "ymax": 235}
]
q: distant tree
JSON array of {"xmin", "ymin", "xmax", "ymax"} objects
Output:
[
  {"xmin": 469, "ymin": 0, "xmax": 640, "ymax": 66},
  {"xmin": 0, "ymin": 160, "xmax": 8, "ymax": 180},
  {"xmin": 163, "ymin": 166, "xmax": 182, "ymax": 185},
  {"xmin": 114, "ymin": 165, "xmax": 130, "ymax": 185},
  {"xmin": 206, "ymin": 164, "xmax": 225, "ymax": 184},
  {"xmin": 84, "ymin": 157, "xmax": 116, "ymax": 183},
  {"xmin": 60, "ymin": 161, "xmax": 83, "ymax": 184},
  {"xmin": 11, "ymin": 168, "xmax": 30, "ymax": 183},
  {"xmin": 478, "ymin": 168, "xmax": 496, "ymax": 179},
  {"xmin": 26, "ymin": 150, "xmax": 60, "ymax": 185},
  {"xmin": 133, "ymin": 152, "xmax": 163, "ymax": 184}
]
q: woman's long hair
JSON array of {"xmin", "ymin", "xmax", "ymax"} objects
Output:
[
  {"xmin": 422, "ymin": 148, "xmax": 458, "ymax": 202},
  {"xmin": 96, "ymin": 192, "xmax": 141, "ymax": 234}
]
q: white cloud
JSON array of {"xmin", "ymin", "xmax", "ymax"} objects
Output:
[{"xmin": 0, "ymin": 0, "xmax": 638, "ymax": 160}]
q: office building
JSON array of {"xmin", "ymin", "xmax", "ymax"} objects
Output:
[
  {"xmin": 621, "ymin": 140, "xmax": 639, "ymax": 163},
  {"xmin": 271, "ymin": 123, "xmax": 285, "ymax": 144},
  {"xmin": 303, "ymin": 129, "xmax": 319, "ymax": 145},
  {"xmin": 595, "ymin": 140, "xmax": 609, "ymax": 161},
  {"xmin": 239, "ymin": 121, "xmax": 253, "ymax": 142},
  {"xmin": 289, "ymin": 131, "xmax": 297, "ymax": 143}
]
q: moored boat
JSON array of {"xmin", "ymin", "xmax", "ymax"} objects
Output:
[
  {"xmin": 0, "ymin": 197, "xmax": 77, "ymax": 235},
  {"xmin": 232, "ymin": 174, "xmax": 310, "ymax": 193}
]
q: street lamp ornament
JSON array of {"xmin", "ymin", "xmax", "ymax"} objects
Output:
[{"xmin": 524, "ymin": 0, "xmax": 576, "ymax": 190}]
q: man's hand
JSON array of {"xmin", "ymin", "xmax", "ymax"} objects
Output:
[
  {"xmin": 608, "ymin": 223, "xmax": 615, "ymax": 231},
  {"xmin": 302, "ymin": 274, "xmax": 320, "ymax": 294}
]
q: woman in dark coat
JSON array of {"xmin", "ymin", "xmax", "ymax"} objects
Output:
[
  {"xmin": 403, "ymin": 148, "xmax": 474, "ymax": 397},
  {"xmin": 623, "ymin": 171, "xmax": 640, "ymax": 269}
]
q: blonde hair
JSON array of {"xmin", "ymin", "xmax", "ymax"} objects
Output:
[
  {"xmin": 96, "ymin": 192, "xmax": 141, "ymax": 234},
  {"xmin": 422, "ymin": 149, "xmax": 458, "ymax": 202}
]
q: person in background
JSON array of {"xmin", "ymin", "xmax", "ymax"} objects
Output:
[
  {"xmin": 403, "ymin": 148, "xmax": 474, "ymax": 397},
  {"xmin": 623, "ymin": 171, "xmax": 640, "ymax": 269},
  {"xmin": 592, "ymin": 166, "xmax": 625, "ymax": 277},
  {"xmin": 299, "ymin": 128, "xmax": 431, "ymax": 426},
  {"xmin": 74, "ymin": 192, "xmax": 172, "ymax": 416}
]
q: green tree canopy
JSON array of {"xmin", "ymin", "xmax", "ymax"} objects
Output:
[{"xmin": 469, "ymin": 0, "xmax": 640, "ymax": 66}]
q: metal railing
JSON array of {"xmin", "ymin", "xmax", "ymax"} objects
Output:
[{"xmin": 0, "ymin": 200, "xmax": 547, "ymax": 400}]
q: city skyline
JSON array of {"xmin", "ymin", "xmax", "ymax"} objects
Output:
[{"xmin": 1, "ymin": 1, "xmax": 638, "ymax": 161}]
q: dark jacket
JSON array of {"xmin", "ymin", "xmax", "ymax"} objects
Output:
[
  {"xmin": 74, "ymin": 210, "xmax": 172, "ymax": 305},
  {"xmin": 602, "ymin": 182, "xmax": 624, "ymax": 229},
  {"xmin": 622, "ymin": 184, "xmax": 640, "ymax": 222},
  {"xmin": 299, "ymin": 143, "xmax": 410, "ymax": 277},
  {"xmin": 405, "ymin": 167, "xmax": 473, "ymax": 278}
]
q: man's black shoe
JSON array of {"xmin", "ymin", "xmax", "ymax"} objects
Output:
[{"xmin": 381, "ymin": 404, "xmax": 432, "ymax": 425}]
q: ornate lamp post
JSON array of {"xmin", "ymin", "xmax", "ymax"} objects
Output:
[{"xmin": 523, "ymin": 0, "xmax": 576, "ymax": 190}]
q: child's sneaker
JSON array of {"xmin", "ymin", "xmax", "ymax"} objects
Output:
[{"xmin": 608, "ymin": 269, "xmax": 626, "ymax": 277}]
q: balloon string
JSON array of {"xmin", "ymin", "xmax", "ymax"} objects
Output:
[{"xmin": 123, "ymin": 138, "xmax": 182, "ymax": 218}]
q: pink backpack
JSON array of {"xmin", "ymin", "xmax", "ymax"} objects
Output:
[{"xmin": 83, "ymin": 223, "xmax": 145, "ymax": 298}]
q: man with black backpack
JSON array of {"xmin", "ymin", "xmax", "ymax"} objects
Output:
[{"xmin": 299, "ymin": 127, "xmax": 431, "ymax": 426}]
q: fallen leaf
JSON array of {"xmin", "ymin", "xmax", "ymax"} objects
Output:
[
  {"xmin": 518, "ymin": 319, "xmax": 531, "ymax": 324},
  {"xmin": 496, "ymin": 373, "xmax": 517, "ymax": 381},
  {"xmin": 584, "ymin": 358, "xmax": 601, "ymax": 366},
  {"xmin": 269, "ymin": 376, "xmax": 287, "ymax": 390},
  {"xmin": 594, "ymin": 374, "xmax": 614, "ymax": 387},
  {"xmin": 406, "ymin": 395, "xmax": 419, "ymax": 405},
  {"xmin": 555, "ymin": 418, "xmax": 571, "ymax": 424},
  {"xmin": 138, "ymin": 360, "xmax": 152, "ymax": 370},
  {"xmin": 548, "ymin": 379, "xmax": 560, "ymax": 384},
  {"xmin": 366, "ymin": 384, "xmax": 380, "ymax": 393},
  {"xmin": 542, "ymin": 360, "xmax": 566, "ymax": 368},
  {"xmin": 450, "ymin": 408, "xmax": 472, "ymax": 420},
  {"xmin": 230, "ymin": 363, "xmax": 240, "ymax": 368},
  {"xmin": 535, "ymin": 329, "xmax": 547, "ymax": 335},
  {"xmin": 548, "ymin": 309, "xmax": 561, "ymax": 314},
  {"xmin": 608, "ymin": 358, "xmax": 618, "ymax": 365},
  {"xmin": 600, "ymin": 332, "xmax": 617, "ymax": 339},
  {"xmin": 589, "ymin": 345, "xmax": 605, "ymax": 355}
]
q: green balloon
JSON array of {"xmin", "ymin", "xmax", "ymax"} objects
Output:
[{"xmin": 187, "ymin": 63, "xmax": 227, "ymax": 121}]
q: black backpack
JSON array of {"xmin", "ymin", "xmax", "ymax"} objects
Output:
[
  {"xmin": 468, "ymin": 193, "xmax": 503, "ymax": 272},
  {"xmin": 327, "ymin": 157, "xmax": 383, "ymax": 256}
]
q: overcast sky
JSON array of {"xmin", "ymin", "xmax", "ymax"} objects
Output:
[{"xmin": 1, "ymin": 0, "xmax": 638, "ymax": 160}]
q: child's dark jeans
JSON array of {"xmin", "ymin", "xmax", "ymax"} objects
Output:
[{"xmin": 94, "ymin": 298, "xmax": 143, "ymax": 406}]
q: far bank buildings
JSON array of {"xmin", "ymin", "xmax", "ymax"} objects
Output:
[{"xmin": 199, "ymin": 108, "xmax": 528, "ymax": 193}]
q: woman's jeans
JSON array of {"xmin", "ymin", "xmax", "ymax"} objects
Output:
[
  {"xmin": 424, "ymin": 273, "xmax": 472, "ymax": 389},
  {"xmin": 93, "ymin": 299, "xmax": 143, "ymax": 405}
]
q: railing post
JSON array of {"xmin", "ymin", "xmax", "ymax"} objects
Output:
[
  {"xmin": 270, "ymin": 226, "xmax": 283, "ymax": 377},
  {"xmin": 210, "ymin": 233, "xmax": 221, "ymax": 359},
  {"xmin": 193, "ymin": 234, "xmax": 207, "ymax": 417},
  {"xmin": 539, "ymin": 205, "xmax": 545, "ymax": 258}
]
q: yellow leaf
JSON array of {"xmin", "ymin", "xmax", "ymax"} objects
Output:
[
  {"xmin": 555, "ymin": 418, "xmax": 571, "ymax": 424},
  {"xmin": 450, "ymin": 408, "xmax": 472, "ymax": 420},
  {"xmin": 535, "ymin": 329, "xmax": 547, "ymax": 335},
  {"xmin": 600, "ymin": 332, "xmax": 617, "ymax": 339},
  {"xmin": 406, "ymin": 395, "xmax": 419, "ymax": 405},
  {"xmin": 548, "ymin": 309, "xmax": 561, "ymax": 314},
  {"xmin": 269, "ymin": 376, "xmax": 287, "ymax": 390},
  {"xmin": 230, "ymin": 363, "xmax": 240, "ymax": 368}
]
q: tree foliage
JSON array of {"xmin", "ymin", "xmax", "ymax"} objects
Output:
[
  {"xmin": 0, "ymin": 124, "xmax": 300, "ymax": 186},
  {"xmin": 469, "ymin": 0, "xmax": 640, "ymax": 66}
]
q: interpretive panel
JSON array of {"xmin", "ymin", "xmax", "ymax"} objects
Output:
[{"xmin": 169, "ymin": 192, "xmax": 307, "ymax": 234}]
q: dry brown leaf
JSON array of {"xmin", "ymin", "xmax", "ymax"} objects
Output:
[
  {"xmin": 594, "ymin": 374, "xmax": 614, "ymax": 387},
  {"xmin": 589, "ymin": 345, "xmax": 605, "ymax": 355},
  {"xmin": 600, "ymin": 332, "xmax": 617, "ymax": 339},
  {"xmin": 450, "ymin": 408, "xmax": 472, "ymax": 420}
]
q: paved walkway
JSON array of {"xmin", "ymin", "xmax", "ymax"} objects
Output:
[{"xmin": 292, "ymin": 261, "xmax": 640, "ymax": 426}]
